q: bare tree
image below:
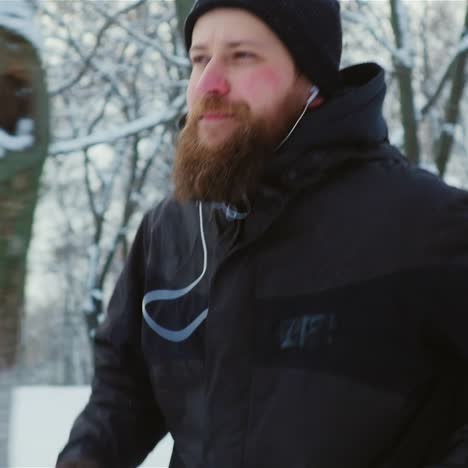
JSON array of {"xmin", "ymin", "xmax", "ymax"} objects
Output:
[
  {"xmin": 435, "ymin": 5, "xmax": 468, "ymax": 176},
  {"xmin": 341, "ymin": 0, "xmax": 468, "ymax": 175},
  {"xmin": 389, "ymin": 0, "xmax": 421, "ymax": 164}
]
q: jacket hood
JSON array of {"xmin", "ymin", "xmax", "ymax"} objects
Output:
[
  {"xmin": 266, "ymin": 62, "xmax": 389, "ymax": 179},
  {"xmin": 282, "ymin": 62, "xmax": 387, "ymax": 151}
]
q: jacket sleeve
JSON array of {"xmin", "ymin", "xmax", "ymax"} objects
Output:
[{"xmin": 56, "ymin": 212, "xmax": 167, "ymax": 468}]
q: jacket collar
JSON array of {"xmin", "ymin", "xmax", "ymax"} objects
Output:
[{"xmin": 265, "ymin": 62, "xmax": 390, "ymax": 182}]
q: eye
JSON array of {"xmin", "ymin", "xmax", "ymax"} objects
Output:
[
  {"xmin": 233, "ymin": 51, "xmax": 256, "ymax": 61},
  {"xmin": 191, "ymin": 55, "xmax": 210, "ymax": 66}
]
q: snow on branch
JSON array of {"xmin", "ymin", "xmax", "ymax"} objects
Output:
[
  {"xmin": 441, "ymin": 123, "xmax": 457, "ymax": 137},
  {"xmin": 0, "ymin": 119, "xmax": 35, "ymax": 158},
  {"xmin": 44, "ymin": 0, "xmax": 147, "ymax": 97},
  {"xmin": 92, "ymin": 3, "xmax": 190, "ymax": 69},
  {"xmin": 394, "ymin": 0, "xmax": 410, "ymax": 50},
  {"xmin": 50, "ymin": 95, "xmax": 185, "ymax": 155},
  {"xmin": 420, "ymin": 27, "xmax": 468, "ymax": 119},
  {"xmin": 459, "ymin": 32, "xmax": 468, "ymax": 54},
  {"xmin": 393, "ymin": 48, "xmax": 412, "ymax": 69},
  {"xmin": 389, "ymin": 0, "xmax": 414, "ymax": 69}
]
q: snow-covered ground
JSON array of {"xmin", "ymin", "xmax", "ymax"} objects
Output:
[{"xmin": 8, "ymin": 386, "xmax": 173, "ymax": 468}]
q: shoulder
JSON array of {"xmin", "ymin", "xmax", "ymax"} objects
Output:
[
  {"xmin": 339, "ymin": 144, "xmax": 468, "ymax": 217},
  {"xmin": 307, "ymin": 144, "xmax": 468, "ymax": 263},
  {"xmin": 359, "ymin": 145, "xmax": 468, "ymax": 261}
]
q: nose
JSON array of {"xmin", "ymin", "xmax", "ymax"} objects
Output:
[{"xmin": 195, "ymin": 60, "xmax": 230, "ymax": 97}]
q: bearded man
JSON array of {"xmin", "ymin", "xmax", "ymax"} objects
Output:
[{"xmin": 57, "ymin": 1, "xmax": 468, "ymax": 467}]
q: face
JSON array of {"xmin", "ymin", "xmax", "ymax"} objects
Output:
[
  {"xmin": 173, "ymin": 8, "xmax": 312, "ymax": 204},
  {"xmin": 186, "ymin": 7, "xmax": 312, "ymax": 147}
]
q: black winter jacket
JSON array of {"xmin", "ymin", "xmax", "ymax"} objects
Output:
[{"xmin": 57, "ymin": 63, "xmax": 468, "ymax": 468}]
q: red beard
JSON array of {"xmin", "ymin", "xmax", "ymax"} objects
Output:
[
  {"xmin": 172, "ymin": 93, "xmax": 302, "ymax": 205},
  {"xmin": 173, "ymin": 96, "xmax": 271, "ymax": 205}
]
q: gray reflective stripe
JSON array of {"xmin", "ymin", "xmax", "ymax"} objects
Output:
[
  {"xmin": 142, "ymin": 281, "xmax": 200, "ymax": 302},
  {"xmin": 142, "ymin": 202, "xmax": 209, "ymax": 342},
  {"xmin": 211, "ymin": 202, "xmax": 250, "ymax": 221},
  {"xmin": 224, "ymin": 204, "xmax": 249, "ymax": 220},
  {"xmin": 143, "ymin": 307, "xmax": 208, "ymax": 342}
]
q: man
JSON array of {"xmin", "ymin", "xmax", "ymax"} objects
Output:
[{"xmin": 57, "ymin": 1, "xmax": 468, "ymax": 467}]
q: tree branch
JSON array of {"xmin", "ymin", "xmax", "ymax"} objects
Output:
[
  {"xmin": 92, "ymin": 2, "xmax": 190, "ymax": 69},
  {"xmin": 45, "ymin": 0, "xmax": 145, "ymax": 97},
  {"xmin": 420, "ymin": 35, "xmax": 468, "ymax": 119},
  {"xmin": 435, "ymin": 1, "xmax": 468, "ymax": 176},
  {"xmin": 49, "ymin": 94, "xmax": 185, "ymax": 154},
  {"xmin": 389, "ymin": 0, "xmax": 420, "ymax": 164}
]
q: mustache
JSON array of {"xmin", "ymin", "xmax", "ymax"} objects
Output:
[{"xmin": 189, "ymin": 95, "xmax": 250, "ymax": 121}]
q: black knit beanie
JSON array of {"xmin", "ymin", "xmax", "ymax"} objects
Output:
[{"xmin": 184, "ymin": 0, "xmax": 342, "ymax": 96}]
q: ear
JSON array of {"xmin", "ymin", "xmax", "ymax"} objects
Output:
[{"xmin": 309, "ymin": 95, "xmax": 325, "ymax": 109}]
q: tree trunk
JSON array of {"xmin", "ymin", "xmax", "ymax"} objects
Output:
[
  {"xmin": 435, "ymin": 2, "xmax": 468, "ymax": 177},
  {"xmin": 0, "ymin": 28, "xmax": 49, "ymax": 370},
  {"xmin": 389, "ymin": 0, "xmax": 421, "ymax": 165},
  {"xmin": 0, "ymin": 166, "xmax": 43, "ymax": 368},
  {"xmin": 0, "ymin": 368, "xmax": 14, "ymax": 468}
]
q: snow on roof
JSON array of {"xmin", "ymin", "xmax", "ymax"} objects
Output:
[{"xmin": 0, "ymin": 0, "xmax": 42, "ymax": 52}]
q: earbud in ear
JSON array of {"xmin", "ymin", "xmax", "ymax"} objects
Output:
[{"xmin": 306, "ymin": 86, "xmax": 320, "ymax": 106}]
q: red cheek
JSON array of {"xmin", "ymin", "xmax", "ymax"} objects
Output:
[{"xmin": 243, "ymin": 68, "xmax": 283, "ymax": 94}]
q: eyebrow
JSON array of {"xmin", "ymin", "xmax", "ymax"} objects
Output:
[{"xmin": 190, "ymin": 40, "xmax": 263, "ymax": 53}]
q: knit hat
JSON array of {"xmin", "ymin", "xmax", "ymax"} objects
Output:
[{"xmin": 184, "ymin": 0, "xmax": 342, "ymax": 96}]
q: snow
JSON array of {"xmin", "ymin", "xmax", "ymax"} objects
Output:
[
  {"xmin": 0, "ymin": 118, "xmax": 35, "ymax": 157},
  {"xmin": 458, "ymin": 33, "xmax": 468, "ymax": 54},
  {"xmin": 442, "ymin": 122, "xmax": 456, "ymax": 137},
  {"xmin": 91, "ymin": 288, "xmax": 104, "ymax": 301},
  {"xmin": 419, "ymin": 161, "xmax": 438, "ymax": 174},
  {"xmin": 0, "ymin": 127, "xmax": 34, "ymax": 157},
  {"xmin": 0, "ymin": 0, "xmax": 42, "ymax": 52},
  {"xmin": 16, "ymin": 118, "xmax": 34, "ymax": 136},
  {"xmin": 50, "ymin": 95, "xmax": 185, "ymax": 155},
  {"xmin": 394, "ymin": 0, "xmax": 413, "ymax": 69},
  {"xmin": 393, "ymin": 48, "xmax": 413, "ymax": 69},
  {"xmin": 8, "ymin": 386, "xmax": 174, "ymax": 467},
  {"xmin": 341, "ymin": 9, "xmax": 412, "ymax": 69},
  {"xmin": 84, "ymin": 245, "xmax": 100, "ymax": 315},
  {"xmin": 92, "ymin": 2, "xmax": 190, "ymax": 69}
]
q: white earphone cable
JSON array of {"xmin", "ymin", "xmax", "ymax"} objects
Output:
[{"xmin": 275, "ymin": 85, "xmax": 320, "ymax": 151}]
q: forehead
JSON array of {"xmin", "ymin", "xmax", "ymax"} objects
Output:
[{"xmin": 191, "ymin": 8, "xmax": 281, "ymax": 49}]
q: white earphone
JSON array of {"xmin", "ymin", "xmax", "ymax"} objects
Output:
[
  {"xmin": 275, "ymin": 85, "xmax": 321, "ymax": 151},
  {"xmin": 306, "ymin": 85, "xmax": 320, "ymax": 107}
]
